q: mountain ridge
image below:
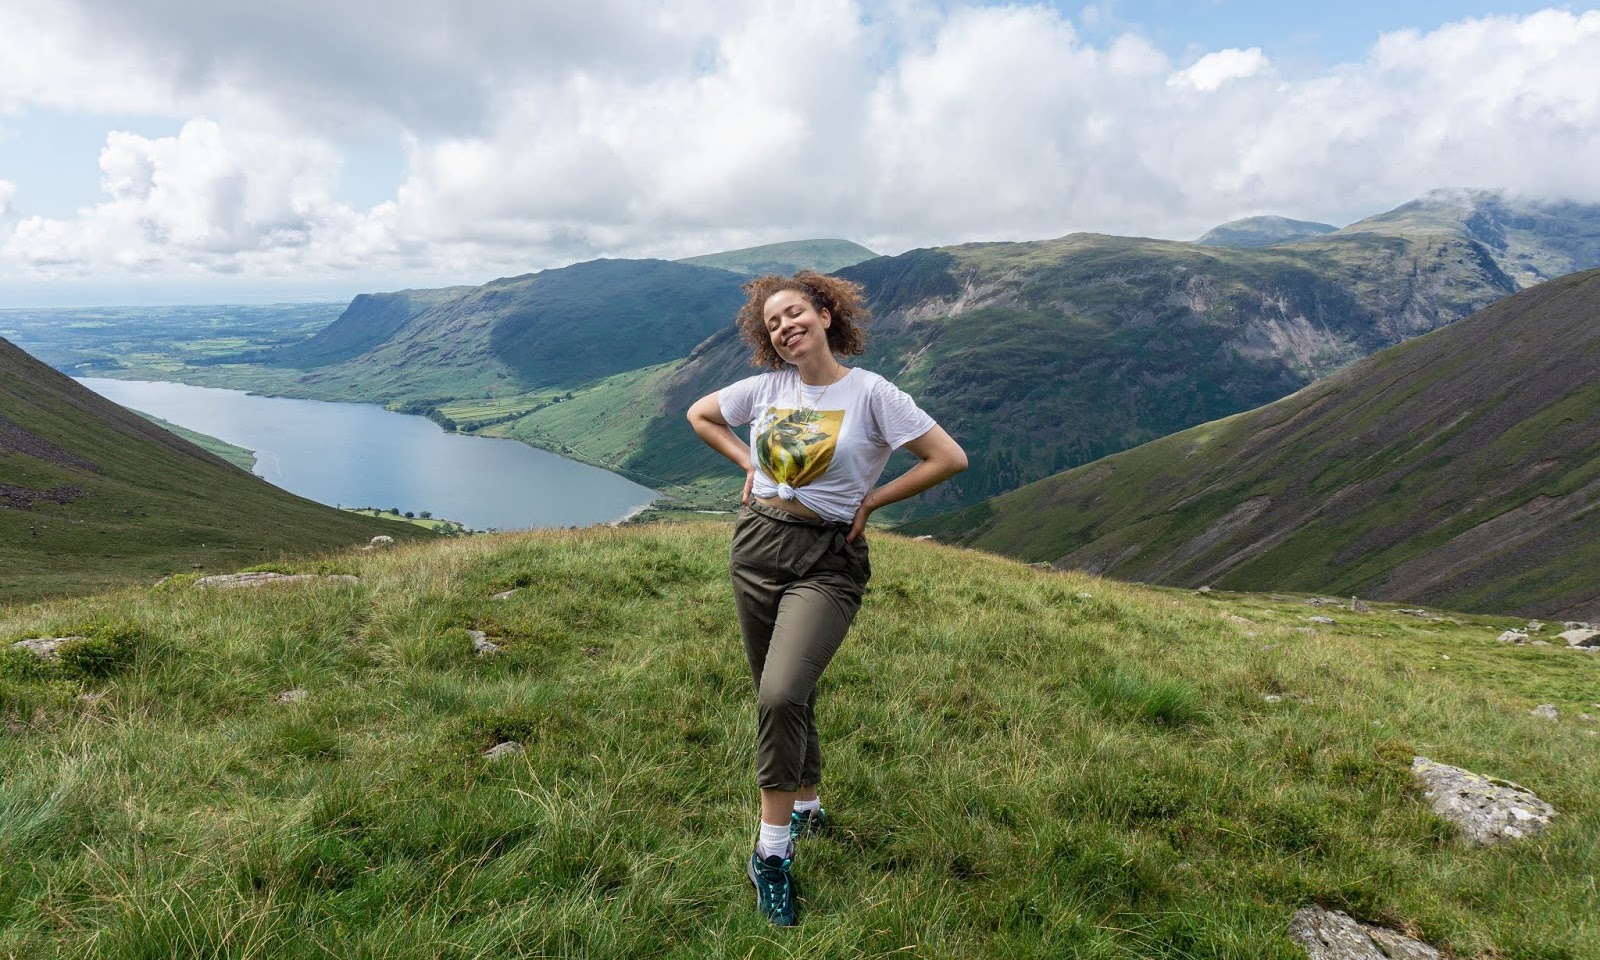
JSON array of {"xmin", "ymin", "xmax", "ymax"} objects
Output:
[{"xmin": 902, "ymin": 268, "xmax": 1600, "ymax": 618}]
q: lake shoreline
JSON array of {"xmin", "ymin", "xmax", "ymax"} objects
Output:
[{"xmin": 77, "ymin": 377, "xmax": 659, "ymax": 532}]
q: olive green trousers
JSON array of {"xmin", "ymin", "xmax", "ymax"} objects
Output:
[{"xmin": 729, "ymin": 501, "xmax": 872, "ymax": 792}]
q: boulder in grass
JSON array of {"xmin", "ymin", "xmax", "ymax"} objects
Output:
[
  {"xmin": 484, "ymin": 741, "xmax": 524, "ymax": 761},
  {"xmin": 1350, "ymin": 597, "xmax": 1371, "ymax": 613},
  {"xmin": 276, "ymin": 688, "xmax": 309, "ymax": 705},
  {"xmin": 491, "ymin": 589, "xmax": 519, "ymax": 601},
  {"xmin": 1289, "ymin": 906, "xmax": 1441, "ymax": 960},
  {"xmin": 1497, "ymin": 631, "xmax": 1530, "ymax": 644},
  {"xmin": 365, "ymin": 535, "xmax": 395, "ymax": 550},
  {"xmin": 194, "ymin": 572, "xmax": 360, "ymax": 589},
  {"xmin": 1531, "ymin": 704, "xmax": 1559, "ymax": 720},
  {"xmin": 10, "ymin": 636, "xmax": 87, "ymax": 660},
  {"xmin": 1559, "ymin": 628, "xmax": 1600, "ymax": 648},
  {"xmin": 1307, "ymin": 616, "xmax": 1337, "ymax": 625},
  {"xmin": 1411, "ymin": 756, "xmax": 1555, "ymax": 845},
  {"xmin": 468, "ymin": 630, "xmax": 501, "ymax": 656}
]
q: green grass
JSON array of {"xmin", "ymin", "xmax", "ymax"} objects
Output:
[
  {"xmin": 133, "ymin": 413, "xmax": 257, "ymax": 471},
  {"xmin": 1, "ymin": 526, "xmax": 1595, "ymax": 958},
  {"xmin": 344, "ymin": 508, "xmax": 469, "ymax": 536}
]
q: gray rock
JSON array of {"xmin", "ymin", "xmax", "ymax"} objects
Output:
[
  {"xmin": 1411, "ymin": 756, "xmax": 1555, "ymax": 845},
  {"xmin": 194, "ymin": 572, "xmax": 360, "ymax": 589},
  {"xmin": 1307, "ymin": 616, "xmax": 1337, "ymax": 625},
  {"xmin": 1563, "ymin": 621, "xmax": 1595, "ymax": 630},
  {"xmin": 1350, "ymin": 597, "xmax": 1371, "ymax": 613},
  {"xmin": 1525, "ymin": 620, "xmax": 1545, "ymax": 633},
  {"xmin": 1579, "ymin": 713, "xmax": 1595, "ymax": 723},
  {"xmin": 1531, "ymin": 704, "xmax": 1559, "ymax": 720},
  {"xmin": 276, "ymin": 688, "xmax": 308, "ymax": 704},
  {"xmin": 365, "ymin": 535, "xmax": 395, "ymax": 550},
  {"xmin": 468, "ymin": 630, "xmax": 500, "ymax": 656},
  {"xmin": 1497, "ymin": 630, "xmax": 1530, "ymax": 644},
  {"xmin": 1263, "ymin": 694, "xmax": 1284, "ymax": 704},
  {"xmin": 491, "ymin": 589, "xmax": 519, "ymax": 601},
  {"xmin": 1559, "ymin": 628, "xmax": 1600, "ymax": 648},
  {"xmin": 1531, "ymin": 639, "xmax": 1551, "ymax": 646},
  {"xmin": 10, "ymin": 636, "xmax": 86, "ymax": 660},
  {"xmin": 484, "ymin": 741, "xmax": 524, "ymax": 761},
  {"xmin": 1305, "ymin": 597, "xmax": 1341, "ymax": 606},
  {"xmin": 1288, "ymin": 906, "xmax": 1440, "ymax": 960},
  {"xmin": 1028, "ymin": 561, "xmax": 1053, "ymax": 571},
  {"xmin": 912, "ymin": 534, "xmax": 934, "ymax": 541},
  {"xmin": 1196, "ymin": 585, "xmax": 1213, "ymax": 593},
  {"xmin": 1397, "ymin": 608, "xmax": 1430, "ymax": 617}
]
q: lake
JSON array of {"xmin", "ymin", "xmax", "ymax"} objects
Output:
[{"xmin": 76, "ymin": 378, "xmax": 659, "ymax": 531}]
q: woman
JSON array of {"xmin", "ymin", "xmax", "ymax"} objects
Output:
[{"xmin": 687, "ymin": 270, "xmax": 967, "ymax": 926}]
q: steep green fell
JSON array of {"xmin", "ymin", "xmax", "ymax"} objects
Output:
[
  {"xmin": 905, "ymin": 269, "xmax": 1600, "ymax": 619},
  {"xmin": 677, "ymin": 238, "xmax": 880, "ymax": 276},
  {"xmin": 0, "ymin": 338, "xmax": 428, "ymax": 603},
  {"xmin": 1, "ymin": 525, "xmax": 1595, "ymax": 957},
  {"xmin": 273, "ymin": 259, "xmax": 749, "ymax": 404}
]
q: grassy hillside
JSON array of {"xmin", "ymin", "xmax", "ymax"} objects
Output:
[
  {"xmin": 132, "ymin": 413, "xmax": 256, "ymax": 471},
  {"xmin": 0, "ymin": 338, "xmax": 427, "ymax": 603},
  {"xmin": 1195, "ymin": 216, "xmax": 1338, "ymax": 247},
  {"xmin": 905, "ymin": 269, "xmax": 1600, "ymax": 619},
  {"xmin": 678, "ymin": 238, "xmax": 880, "ymax": 276},
  {"xmin": 1, "ymin": 525, "xmax": 1595, "ymax": 957}
]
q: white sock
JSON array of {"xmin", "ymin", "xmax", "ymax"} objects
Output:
[
  {"xmin": 758, "ymin": 821, "xmax": 792, "ymax": 860},
  {"xmin": 793, "ymin": 798, "xmax": 822, "ymax": 814}
]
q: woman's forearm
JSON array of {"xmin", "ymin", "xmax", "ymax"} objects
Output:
[{"xmin": 863, "ymin": 453, "xmax": 965, "ymax": 513}]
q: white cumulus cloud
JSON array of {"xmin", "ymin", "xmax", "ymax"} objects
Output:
[
  {"xmin": 2, "ymin": 3, "xmax": 1600, "ymax": 297},
  {"xmin": 1169, "ymin": 47, "xmax": 1271, "ymax": 91}
]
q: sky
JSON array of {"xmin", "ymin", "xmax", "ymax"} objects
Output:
[{"xmin": 1, "ymin": 0, "xmax": 1598, "ymax": 306}]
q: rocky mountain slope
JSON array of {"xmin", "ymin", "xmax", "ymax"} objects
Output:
[
  {"xmin": 903, "ymin": 269, "xmax": 1600, "ymax": 619},
  {"xmin": 0, "ymin": 337, "xmax": 423, "ymax": 602},
  {"xmin": 514, "ymin": 225, "xmax": 1527, "ymax": 515},
  {"xmin": 1331, "ymin": 188, "xmax": 1600, "ymax": 288}
]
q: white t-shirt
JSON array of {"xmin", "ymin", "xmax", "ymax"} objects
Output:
[{"xmin": 718, "ymin": 367, "xmax": 937, "ymax": 523}]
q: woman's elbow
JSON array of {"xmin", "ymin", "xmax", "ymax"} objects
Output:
[{"xmin": 942, "ymin": 442, "xmax": 968, "ymax": 475}]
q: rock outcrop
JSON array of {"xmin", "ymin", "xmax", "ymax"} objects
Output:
[
  {"xmin": 1411, "ymin": 756, "xmax": 1555, "ymax": 845},
  {"xmin": 1288, "ymin": 906, "xmax": 1440, "ymax": 960},
  {"xmin": 9, "ymin": 636, "xmax": 87, "ymax": 660},
  {"xmin": 194, "ymin": 572, "xmax": 361, "ymax": 589}
]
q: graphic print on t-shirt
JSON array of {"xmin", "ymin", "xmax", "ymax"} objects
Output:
[{"xmin": 755, "ymin": 407, "xmax": 844, "ymax": 491}]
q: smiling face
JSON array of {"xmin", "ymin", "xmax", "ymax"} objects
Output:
[{"xmin": 763, "ymin": 289, "xmax": 832, "ymax": 366}]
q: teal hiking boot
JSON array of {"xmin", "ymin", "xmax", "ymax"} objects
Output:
[
  {"xmin": 747, "ymin": 848, "xmax": 799, "ymax": 926},
  {"xmin": 789, "ymin": 807, "xmax": 827, "ymax": 840}
]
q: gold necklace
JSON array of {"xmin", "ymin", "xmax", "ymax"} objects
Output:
[{"xmin": 795, "ymin": 366, "xmax": 846, "ymax": 423}]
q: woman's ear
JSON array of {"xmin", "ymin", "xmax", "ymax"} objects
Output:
[{"xmin": 821, "ymin": 308, "xmax": 832, "ymax": 328}]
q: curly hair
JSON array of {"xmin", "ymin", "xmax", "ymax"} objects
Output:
[{"xmin": 735, "ymin": 270, "xmax": 870, "ymax": 370}]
